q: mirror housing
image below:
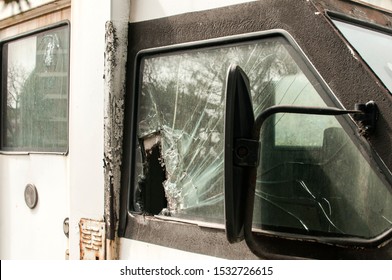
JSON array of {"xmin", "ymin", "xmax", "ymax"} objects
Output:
[{"xmin": 224, "ymin": 64, "xmax": 255, "ymax": 243}]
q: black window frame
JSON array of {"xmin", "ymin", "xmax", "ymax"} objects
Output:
[
  {"xmin": 127, "ymin": 30, "xmax": 338, "ymax": 221},
  {"xmin": 124, "ymin": 28, "xmax": 392, "ymax": 235}
]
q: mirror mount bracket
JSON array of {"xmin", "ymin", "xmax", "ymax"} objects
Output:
[
  {"xmin": 234, "ymin": 138, "xmax": 260, "ymax": 167},
  {"xmin": 253, "ymin": 102, "xmax": 378, "ymax": 139},
  {"xmin": 354, "ymin": 101, "xmax": 379, "ymax": 136}
]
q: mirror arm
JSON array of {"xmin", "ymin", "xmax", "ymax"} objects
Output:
[
  {"xmin": 233, "ymin": 104, "xmax": 368, "ymax": 171},
  {"xmin": 252, "ymin": 102, "xmax": 378, "ymax": 139},
  {"xmin": 353, "ymin": 101, "xmax": 379, "ymax": 135}
]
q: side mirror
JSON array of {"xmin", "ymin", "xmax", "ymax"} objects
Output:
[
  {"xmin": 224, "ymin": 64, "xmax": 255, "ymax": 243},
  {"xmin": 224, "ymin": 64, "xmax": 379, "ymax": 257}
]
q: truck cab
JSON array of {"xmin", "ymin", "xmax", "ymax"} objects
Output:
[{"xmin": 1, "ymin": 0, "xmax": 392, "ymax": 259}]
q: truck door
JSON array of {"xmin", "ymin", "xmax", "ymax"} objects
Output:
[{"xmin": 0, "ymin": 22, "xmax": 70, "ymax": 259}]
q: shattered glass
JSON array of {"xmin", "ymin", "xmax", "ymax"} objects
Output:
[
  {"xmin": 135, "ymin": 35, "xmax": 392, "ymax": 239},
  {"xmin": 136, "ymin": 38, "xmax": 297, "ymax": 222}
]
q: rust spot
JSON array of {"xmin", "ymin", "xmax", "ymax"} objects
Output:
[{"xmin": 79, "ymin": 218, "xmax": 106, "ymax": 260}]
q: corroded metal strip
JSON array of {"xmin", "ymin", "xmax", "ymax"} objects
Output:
[
  {"xmin": 103, "ymin": 20, "xmax": 128, "ymax": 260},
  {"xmin": 79, "ymin": 218, "xmax": 106, "ymax": 260}
]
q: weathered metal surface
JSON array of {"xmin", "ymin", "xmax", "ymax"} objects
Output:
[
  {"xmin": 79, "ymin": 218, "xmax": 106, "ymax": 260},
  {"xmin": 103, "ymin": 20, "xmax": 128, "ymax": 260}
]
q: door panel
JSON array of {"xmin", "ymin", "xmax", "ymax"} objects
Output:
[
  {"xmin": 0, "ymin": 155, "xmax": 68, "ymax": 259},
  {"xmin": 0, "ymin": 23, "xmax": 70, "ymax": 259}
]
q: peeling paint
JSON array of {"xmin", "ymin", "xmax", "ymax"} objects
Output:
[
  {"xmin": 346, "ymin": 44, "xmax": 359, "ymax": 60},
  {"xmin": 103, "ymin": 20, "xmax": 128, "ymax": 260}
]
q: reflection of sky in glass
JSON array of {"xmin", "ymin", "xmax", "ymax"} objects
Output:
[
  {"xmin": 8, "ymin": 36, "xmax": 36, "ymax": 73},
  {"xmin": 333, "ymin": 19, "xmax": 392, "ymax": 94},
  {"xmin": 7, "ymin": 37, "xmax": 36, "ymax": 108}
]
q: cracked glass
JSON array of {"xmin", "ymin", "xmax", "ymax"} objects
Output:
[
  {"xmin": 257, "ymin": 113, "xmax": 392, "ymax": 238},
  {"xmin": 134, "ymin": 35, "xmax": 392, "ymax": 238}
]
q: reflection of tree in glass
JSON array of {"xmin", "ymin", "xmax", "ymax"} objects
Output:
[
  {"xmin": 23, "ymin": 33, "xmax": 66, "ymax": 149},
  {"xmin": 6, "ymin": 29, "xmax": 69, "ymax": 150},
  {"xmin": 6, "ymin": 64, "xmax": 28, "ymax": 145},
  {"xmin": 1, "ymin": 0, "xmax": 30, "ymax": 12}
]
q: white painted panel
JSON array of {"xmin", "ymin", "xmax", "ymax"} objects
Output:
[
  {"xmin": 129, "ymin": 0, "xmax": 257, "ymax": 22},
  {"xmin": 0, "ymin": 155, "xmax": 68, "ymax": 259},
  {"xmin": 68, "ymin": 0, "xmax": 111, "ymax": 259}
]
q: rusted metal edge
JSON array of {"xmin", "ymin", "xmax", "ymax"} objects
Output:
[
  {"xmin": 103, "ymin": 20, "xmax": 128, "ymax": 260},
  {"xmin": 79, "ymin": 218, "xmax": 106, "ymax": 260}
]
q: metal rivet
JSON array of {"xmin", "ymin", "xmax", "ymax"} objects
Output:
[
  {"xmin": 236, "ymin": 146, "xmax": 249, "ymax": 159},
  {"xmin": 24, "ymin": 184, "xmax": 38, "ymax": 209}
]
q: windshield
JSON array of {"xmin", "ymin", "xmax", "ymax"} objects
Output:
[{"xmin": 333, "ymin": 19, "xmax": 392, "ymax": 94}]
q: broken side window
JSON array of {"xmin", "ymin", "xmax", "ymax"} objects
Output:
[
  {"xmin": 133, "ymin": 34, "xmax": 392, "ymax": 238},
  {"xmin": 134, "ymin": 36, "xmax": 317, "ymax": 223}
]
